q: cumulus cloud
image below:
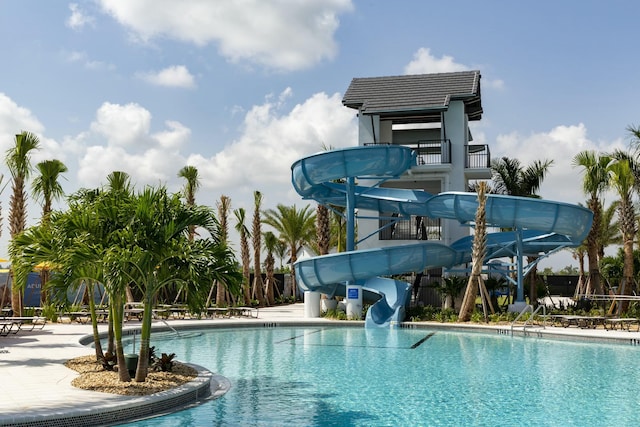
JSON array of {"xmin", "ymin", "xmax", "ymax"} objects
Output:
[
  {"xmin": 186, "ymin": 89, "xmax": 357, "ymax": 208},
  {"xmin": 492, "ymin": 123, "xmax": 626, "ymax": 205},
  {"xmin": 66, "ymin": 3, "xmax": 95, "ymax": 30},
  {"xmin": 0, "ymin": 93, "xmax": 46, "ymax": 152},
  {"xmin": 97, "ymin": 0, "xmax": 353, "ymax": 71},
  {"xmin": 404, "ymin": 47, "xmax": 504, "ymax": 89},
  {"xmin": 137, "ymin": 65, "xmax": 196, "ymax": 88},
  {"xmin": 404, "ymin": 48, "xmax": 468, "ymax": 74},
  {"xmin": 90, "ymin": 102, "xmax": 153, "ymax": 147}
]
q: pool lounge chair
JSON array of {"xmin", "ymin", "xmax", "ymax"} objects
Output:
[
  {"xmin": 9, "ymin": 316, "xmax": 47, "ymax": 331},
  {"xmin": 0, "ymin": 321, "xmax": 20, "ymax": 336},
  {"xmin": 604, "ymin": 317, "xmax": 640, "ymax": 332}
]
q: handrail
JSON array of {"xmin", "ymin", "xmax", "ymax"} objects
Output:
[{"xmin": 510, "ymin": 304, "xmax": 546, "ymax": 336}]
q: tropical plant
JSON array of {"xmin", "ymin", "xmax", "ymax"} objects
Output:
[
  {"xmin": 234, "ymin": 207, "xmax": 252, "ymax": 305},
  {"xmin": 490, "ymin": 156, "xmax": 553, "ymax": 197},
  {"xmin": 490, "ymin": 156, "xmax": 553, "ymax": 303},
  {"xmin": 607, "ymin": 152, "xmax": 637, "ymax": 312},
  {"xmin": 6, "ymin": 131, "xmax": 40, "ymax": 317},
  {"xmin": 112, "ymin": 186, "xmax": 241, "ymax": 382},
  {"xmin": 263, "ymin": 204, "xmax": 316, "ymax": 300},
  {"xmin": 178, "ymin": 165, "xmax": 200, "ymax": 240},
  {"xmin": 215, "ymin": 195, "xmax": 232, "ymax": 306},
  {"xmin": 152, "ymin": 352, "xmax": 176, "ymax": 372},
  {"xmin": 572, "ymin": 150, "xmax": 611, "ymax": 295},
  {"xmin": 459, "ymin": 182, "xmax": 493, "ymax": 321},
  {"xmin": 31, "ymin": 159, "xmax": 68, "ymax": 304},
  {"xmin": 31, "ymin": 159, "xmax": 68, "ymax": 222},
  {"xmin": 252, "ymin": 191, "xmax": 266, "ymax": 306},
  {"xmin": 11, "ymin": 182, "xmax": 132, "ymax": 379},
  {"xmin": 263, "ymin": 231, "xmax": 278, "ymax": 305},
  {"xmin": 429, "ymin": 276, "xmax": 466, "ymax": 310}
]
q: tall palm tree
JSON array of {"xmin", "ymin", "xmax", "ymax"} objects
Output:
[
  {"xmin": 251, "ymin": 191, "xmax": 266, "ymax": 306},
  {"xmin": 572, "ymin": 151, "xmax": 610, "ymax": 295},
  {"xmin": 459, "ymin": 182, "xmax": 493, "ymax": 321},
  {"xmin": 599, "ymin": 200, "xmax": 621, "ymax": 264},
  {"xmin": 316, "ymin": 203, "xmax": 331, "ymax": 255},
  {"xmin": 178, "ymin": 165, "xmax": 200, "ymax": 241},
  {"xmin": 607, "ymin": 153, "xmax": 636, "ymax": 312},
  {"xmin": 490, "ymin": 156, "xmax": 553, "ymax": 304},
  {"xmin": 114, "ymin": 186, "xmax": 240, "ymax": 382},
  {"xmin": 263, "ymin": 231, "xmax": 278, "ymax": 305},
  {"xmin": 263, "ymin": 204, "xmax": 316, "ymax": 299},
  {"xmin": 12, "ymin": 182, "xmax": 133, "ymax": 380},
  {"xmin": 32, "ymin": 159, "xmax": 68, "ymax": 222},
  {"xmin": 6, "ymin": 131, "xmax": 40, "ymax": 317},
  {"xmin": 212, "ymin": 194, "xmax": 231, "ymax": 307},
  {"xmin": 31, "ymin": 159, "xmax": 68, "ymax": 304},
  {"xmin": 234, "ymin": 207, "xmax": 252, "ymax": 305}
]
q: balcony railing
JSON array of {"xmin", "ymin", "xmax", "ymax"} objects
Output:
[
  {"xmin": 379, "ymin": 214, "xmax": 441, "ymax": 241},
  {"xmin": 364, "ymin": 141, "xmax": 490, "ymax": 168},
  {"xmin": 412, "ymin": 140, "xmax": 451, "ymax": 165},
  {"xmin": 466, "ymin": 144, "xmax": 491, "ymax": 168}
]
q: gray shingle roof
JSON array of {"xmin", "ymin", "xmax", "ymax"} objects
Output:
[{"xmin": 342, "ymin": 70, "xmax": 482, "ymax": 121}]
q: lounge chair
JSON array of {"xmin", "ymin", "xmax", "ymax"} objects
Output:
[
  {"xmin": 0, "ymin": 321, "xmax": 20, "ymax": 336},
  {"xmin": 9, "ymin": 316, "xmax": 47, "ymax": 331}
]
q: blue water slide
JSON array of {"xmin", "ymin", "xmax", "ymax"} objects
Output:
[{"xmin": 291, "ymin": 146, "xmax": 593, "ymax": 327}]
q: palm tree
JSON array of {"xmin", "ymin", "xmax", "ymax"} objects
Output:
[
  {"xmin": 31, "ymin": 159, "xmax": 68, "ymax": 304},
  {"xmin": 251, "ymin": 191, "xmax": 266, "ymax": 306},
  {"xmin": 215, "ymin": 195, "xmax": 232, "ymax": 306},
  {"xmin": 234, "ymin": 207, "xmax": 252, "ymax": 305},
  {"xmin": 32, "ymin": 159, "xmax": 68, "ymax": 222},
  {"xmin": 113, "ymin": 186, "xmax": 241, "ymax": 381},
  {"xmin": 316, "ymin": 203, "xmax": 331, "ymax": 255},
  {"xmin": 599, "ymin": 200, "xmax": 621, "ymax": 264},
  {"xmin": 607, "ymin": 153, "xmax": 636, "ymax": 313},
  {"xmin": 316, "ymin": 203, "xmax": 332, "ymax": 302},
  {"xmin": 263, "ymin": 204, "xmax": 316, "ymax": 299},
  {"xmin": 572, "ymin": 151, "xmax": 610, "ymax": 296},
  {"xmin": 263, "ymin": 231, "xmax": 278, "ymax": 305},
  {"xmin": 11, "ymin": 182, "xmax": 133, "ymax": 380},
  {"xmin": 491, "ymin": 156, "xmax": 553, "ymax": 197},
  {"xmin": 459, "ymin": 182, "xmax": 493, "ymax": 321},
  {"xmin": 6, "ymin": 131, "xmax": 40, "ymax": 317},
  {"xmin": 490, "ymin": 156, "xmax": 553, "ymax": 304},
  {"xmin": 178, "ymin": 166, "xmax": 200, "ymax": 241}
]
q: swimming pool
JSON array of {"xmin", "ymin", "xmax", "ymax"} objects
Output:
[{"xmin": 120, "ymin": 326, "xmax": 640, "ymax": 426}]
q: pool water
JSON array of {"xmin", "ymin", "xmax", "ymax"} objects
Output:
[{"xmin": 121, "ymin": 327, "xmax": 640, "ymax": 426}]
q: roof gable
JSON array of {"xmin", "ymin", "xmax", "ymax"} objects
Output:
[{"xmin": 342, "ymin": 70, "xmax": 482, "ymax": 121}]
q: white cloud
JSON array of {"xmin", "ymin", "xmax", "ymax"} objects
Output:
[
  {"xmin": 90, "ymin": 102, "xmax": 152, "ymax": 147},
  {"xmin": 184, "ymin": 90, "xmax": 357, "ymax": 213},
  {"xmin": 492, "ymin": 123, "xmax": 626, "ymax": 205},
  {"xmin": 0, "ymin": 93, "xmax": 45, "ymax": 152},
  {"xmin": 137, "ymin": 65, "xmax": 196, "ymax": 88},
  {"xmin": 404, "ymin": 47, "xmax": 504, "ymax": 90},
  {"xmin": 97, "ymin": 0, "xmax": 354, "ymax": 71},
  {"xmin": 404, "ymin": 48, "xmax": 469, "ymax": 74},
  {"xmin": 66, "ymin": 3, "xmax": 95, "ymax": 31}
]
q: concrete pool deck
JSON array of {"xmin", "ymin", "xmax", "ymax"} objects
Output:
[{"xmin": 1, "ymin": 303, "xmax": 639, "ymax": 426}]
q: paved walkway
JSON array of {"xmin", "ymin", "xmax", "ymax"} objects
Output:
[{"xmin": 1, "ymin": 304, "xmax": 639, "ymax": 426}]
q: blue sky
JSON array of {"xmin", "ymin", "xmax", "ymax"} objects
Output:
[{"xmin": 0, "ymin": 1, "xmax": 638, "ymax": 270}]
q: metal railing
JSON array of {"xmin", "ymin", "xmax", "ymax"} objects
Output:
[
  {"xmin": 364, "ymin": 141, "xmax": 490, "ymax": 169},
  {"xmin": 379, "ymin": 214, "xmax": 441, "ymax": 241},
  {"xmin": 510, "ymin": 304, "xmax": 547, "ymax": 336},
  {"xmin": 466, "ymin": 144, "xmax": 491, "ymax": 168}
]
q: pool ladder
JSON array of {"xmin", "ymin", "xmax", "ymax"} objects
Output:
[{"xmin": 510, "ymin": 304, "xmax": 547, "ymax": 336}]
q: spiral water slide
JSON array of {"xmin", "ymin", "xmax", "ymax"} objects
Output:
[{"xmin": 291, "ymin": 146, "xmax": 593, "ymax": 327}]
